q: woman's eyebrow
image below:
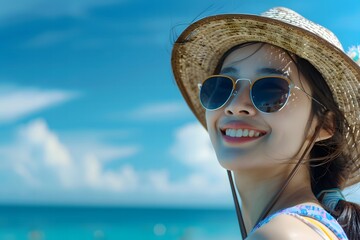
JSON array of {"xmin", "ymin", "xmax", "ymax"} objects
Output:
[
  {"xmin": 220, "ymin": 67, "xmax": 289, "ymax": 76},
  {"xmin": 220, "ymin": 67, "xmax": 238, "ymax": 75},
  {"xmin": 257, "ymin": 67, "xmax": 289, "ymax": 76}
]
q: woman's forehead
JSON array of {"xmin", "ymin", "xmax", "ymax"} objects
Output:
[{"xmin": 221, "ymin": 43, "xmax": 297, "ymax": 77}]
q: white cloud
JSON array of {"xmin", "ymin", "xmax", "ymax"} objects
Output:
[
  {"xmin": 16, "ymin": 119, "xmax": 77, "ymax": 188},
  {"xmin": 171, "ymin": 123, "xmax": 215, "ymax": 165},
  {"xmin": 0, "ymin": 118, "xmax": 140, "ymax": 192},
  {"xmin": 0, "ymin": 118, "xmax": 233, "ymax": 206},
  {"xmin": 170, "ymin": 122, "xmax": 222, "ymax": 175},
  {"xmin": 19, "ymin": 120, "xmax": 73, "ymax": 168},
  {"xmin": 167, "ymin": 122, "xmax": 229, "ymax": 194},
  {"xmin": 13, "ymin": 163, "xmax": 41, "ymax": 187},
  {"xmin": 129, "ymin": 101, "xmax": 192, "ymax": 120},
  {"xmin": 58, "ymin": 121, "xmax": 228, "ymax": 199},
  {"xmin": 0, "ymin": 85, "xmax": 78, "ymax": 123},
  {"xmin": 83, "ymin": 154, "xmax": 138, "ymax": 191}
]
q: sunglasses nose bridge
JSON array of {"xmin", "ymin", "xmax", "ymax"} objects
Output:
[
  {"xmin": 232, "ymin": 78, "xmax": 252, "ymax": 97},
  {"xmin": 224, "ymin": 78, "xmax": 257, "ymax": 116},
  {"xmin": 227, "ymin": 78, "xmax": 253, "ymax": 106}
]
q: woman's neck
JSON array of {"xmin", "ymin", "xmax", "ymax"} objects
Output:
[{"xmin": 233, "ymin": 164, "xmax": 320, "ymax": 232}]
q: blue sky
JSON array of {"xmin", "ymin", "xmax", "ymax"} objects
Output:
[{"xmin": 0, "ymin": 0, "xmax": 359, "ymax": 207}]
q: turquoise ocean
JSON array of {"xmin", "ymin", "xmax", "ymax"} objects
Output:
[{"xmin": 0, "ymin": 205, "xmax": 241, "ymax": 240}]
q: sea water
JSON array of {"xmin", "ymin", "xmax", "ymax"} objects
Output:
[{"xmin": 0, "ymin": 205, "xmax": 241, "ymax": 240}]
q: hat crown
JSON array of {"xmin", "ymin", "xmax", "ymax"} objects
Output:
[{"xmin": 262, "ymin": 7, "xmax": 343, "ymax": 51}]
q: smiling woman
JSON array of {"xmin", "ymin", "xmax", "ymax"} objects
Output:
[{"xmin": 172, "ymin": 7, "xmax": 360, "ymax": 240}]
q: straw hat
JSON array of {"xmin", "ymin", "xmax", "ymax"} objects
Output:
[{"xmin": 171, "ymin": 7, "xmax": 360, "ymax": 186}]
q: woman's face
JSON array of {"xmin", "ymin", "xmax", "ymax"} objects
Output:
[{"xmin": 206, "ymin": 43, "xmax": 315, "ymax": 170}]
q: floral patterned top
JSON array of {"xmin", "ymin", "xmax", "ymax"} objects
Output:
[{"xmin": 251, "ymin": 204, "xmax": 348, "ymax": 239}]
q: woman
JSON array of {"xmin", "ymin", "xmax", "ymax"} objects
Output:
[{"xmin": 171, "ymin": 7, "xmax": 360, "ymax": 240}]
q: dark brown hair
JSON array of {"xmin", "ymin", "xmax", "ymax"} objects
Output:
[{"xmin": 296, "ymin": 56, "xmax": 360, "ymax": 240}]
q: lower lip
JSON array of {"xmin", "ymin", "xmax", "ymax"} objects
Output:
[{"xmin": 222, "ymin": 134, "xmax": 263, "ymax": 144}]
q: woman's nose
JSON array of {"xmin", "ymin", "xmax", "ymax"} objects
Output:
[{"xmin": 224, "ymin": 81, "xmax": 257, "ymax": 116}]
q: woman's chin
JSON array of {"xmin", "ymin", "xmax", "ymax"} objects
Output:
[{"xmin": 217, "ymin": 159, "xmax": 259, "ymax": 171}]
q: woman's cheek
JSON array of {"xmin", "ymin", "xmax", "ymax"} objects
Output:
[{"xmin": 263, "ymin": 106, "xmax": 312, "ymax": 161}]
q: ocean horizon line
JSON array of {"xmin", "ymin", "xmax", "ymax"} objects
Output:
[{"xmin": 0, "ymin": 202, "xmax": 236, "ymax": 210}]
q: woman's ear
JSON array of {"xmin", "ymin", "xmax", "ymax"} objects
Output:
[{"xmin": 315, "ymin": 111, "xmax": 335, "ymax": 142}]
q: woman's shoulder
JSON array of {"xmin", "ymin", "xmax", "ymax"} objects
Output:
[
  {"xmin": 248, "ymin": 213, "xmax": 332, "ymax": 240},
  {"xmin": 249, "ymin": 204, "xmax": 346, "ymax": 240}
]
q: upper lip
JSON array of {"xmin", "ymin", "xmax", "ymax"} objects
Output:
[{"xmin": 219, "ymin": 121, "xmax": 268, "ymax": 134}]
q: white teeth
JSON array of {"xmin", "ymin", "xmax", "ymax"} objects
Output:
[
  {"xmin": 249, "ymin": 130, "xmax": 254, "ymax": 137},
  {"xmin": 224, "ymin": 128, "xmax": 264, "ymax": 138},
  {"xmin": 235, "ymin": 129, "xmax": 243, "ymax": 137},
  {"xmin": 243, "ymin": 129, "xmax": 249, "ymax": 137}
]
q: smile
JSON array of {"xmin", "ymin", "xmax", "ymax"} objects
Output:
[
  {"xmin": 220, "ymin": 127, "xmax": 267, "ymax": 144},
  {"xmin": 223, "ymin": 128, "xmax": 266, "ymax": 138},
  {"xmin": 224, "ymin": 128, "xmax": 265, "ymax": 138}
]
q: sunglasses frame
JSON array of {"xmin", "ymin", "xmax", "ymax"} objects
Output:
[{"xmin": 198, "ymin": 74, "xmax": 325, "ymax": 113}]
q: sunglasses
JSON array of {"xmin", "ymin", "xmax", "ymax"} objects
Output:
[{"xmin": 198, "ymin": 75, "xmax": 324, "ymax": 113}]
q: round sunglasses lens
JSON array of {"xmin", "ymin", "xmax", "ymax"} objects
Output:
[
  {"xmin": 252, "ymin": 77, "xmax": 290, "ymax": 113},
  {"xmin": 200, "ymin": 76, "xmax": 233, "ymax": 109}
]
